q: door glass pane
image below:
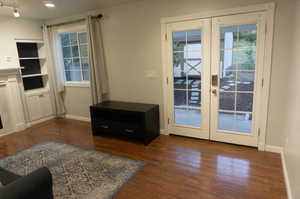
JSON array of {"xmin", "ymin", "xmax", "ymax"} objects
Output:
[
  {"xmin": 220, "ymin": 71, "xmax": 236, "ymax": 91},
  {"xmin": 186, "ymin": 51, "xmax": 202, "ymax": 71},
  {"xmin": 172, "ymin": 29, "xmax": 202, "ymax": 127},
  {"xmin": 218, "ymin": 24, "xmax": 257, "ymax": 133},
  {"xmin": 236, "ymin": 93, "xmax": 253, "ymax": 112},
  {"xmin": 221, "ymin": 26, "xmax": 238, "ymax": 49},
  {"xmin": 187, "ymin": 70, "xmax": 201, "ymax": 90},
  {"xmin": 174, "ymin": 90, "xmax": 186, "ymax": 106},
  {"xmin": 187, "ymin": 30, "xmax": 201, "ymax": 51},
  {"xmin": 219, "ymin": 112, "xmax": 252, "ymax": 133},
  {"xmin": 175, "ymin": 108, "xmax": 201, "ymax": 127},
  {"xmin": 237, "ymin": 72, "xmax": 254, "ymax": 91},
  {"xmin": 236, "ymin": 49, "xmax": 256, "ymax": 70},
  {"xmin": 220, "ymin": 50, "xmax": 238, "ymax": 70},
  {"xmin": 237, "ymin": 24, "xmax": 257, "ymax": 47},
  {"xmin": 188, "ymin": 91, "xmax": 201, "ymax": 107},
  {"xmin": 174, "ymin": 71, "xmax": 186, "ymax": 89},
  {"xmin": 173, "ymin": 31, "xmax": 186, "ymax": 51},
  {"xmin": 219, "ymin": 92, "xmax": 235, "ymax": 111},
  {"xmin": 173, "ymin": 52, "xmax": 189, "ymax": 71}
]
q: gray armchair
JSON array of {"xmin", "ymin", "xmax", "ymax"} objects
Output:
[{"xmin": 0, "ymin": 167, "xmax": 53, "ymax": 199}]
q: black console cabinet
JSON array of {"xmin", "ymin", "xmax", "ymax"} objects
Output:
[{"xmin": 90, "ymin": 101, "xmax": 160, "ymax": 145}]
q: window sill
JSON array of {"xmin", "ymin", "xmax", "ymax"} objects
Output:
[{"xmin": 65, "ymin": 82, "xmax": 90, "ymax": 88}]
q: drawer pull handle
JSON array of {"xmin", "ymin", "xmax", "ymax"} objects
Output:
[
  {"xmin": 125, "ymin": 129, "xmax": 134, "ymax": 133},
  {"xmin": 100, "ymin": 125, "xmax": 109, "ymax": 129}
]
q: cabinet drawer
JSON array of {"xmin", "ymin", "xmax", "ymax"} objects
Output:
[
  {"xmin": 93, "ymin": 120, "xmax": 117, "ymax": 134},
  {"xmin": 119, "ymin": 124, "xmax": 143, "ymax": 138}
]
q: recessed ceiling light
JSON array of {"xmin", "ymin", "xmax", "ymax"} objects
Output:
[
  {"xmin": 44, "ymin": 1, "xmax": 55, "ymax": 8},
  {"xmin": 13, "ymin": 8, "xmax": 20, "ymax": 17}
]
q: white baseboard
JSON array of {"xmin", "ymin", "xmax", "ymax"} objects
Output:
[
  {"xmin": 265, "ymin": 145, "xmax": 283, "ymax": 153},
  {"xmin": 15, "ymin": 122, "xmax": 27, "ymax": 131},
  {"xmin": 28, "ymin": 115, "xmax": 56, "ymax": 126},
  {"xmin": 265, "ymin": 145, "xmax": 292, "ymax": 199},
  {"xmin": 160, "ymin": 129, "xmax": 169, "ymax": 135},
  {"xmin": 65, "ymin": 114, "xmax": 91, "ymax": 122},
  {"xmin": 0, "ymin": 116, "xmax": 55, "ymax": 138},
  {"xmin": 281, "ymin": 150, "xmax": 293, "ymax": 199},
  {"xmin": 0, "ymin": 129, "xmax": 15, "ymax": 137}
]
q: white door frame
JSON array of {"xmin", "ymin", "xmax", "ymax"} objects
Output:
[{"xmin": 160, "ymin": 3, "xmax": 275, "ymax": 151}]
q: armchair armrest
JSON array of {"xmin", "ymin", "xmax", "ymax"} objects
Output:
[{"xmin": 0, "ymin": 167, "xmax": 53, "ymax": 199}]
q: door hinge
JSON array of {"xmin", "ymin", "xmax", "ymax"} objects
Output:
[
  {"xmin": 166, "ymin": 77, "xmax": 169, "ymax": 84},
  {"xmin": 265, "ymin": 23, "xmax": 268, "ymax": 33},
  {"xmin": 165, "ymin": 33, "xmax": 168, "ymax": 40},
  {"xmin": 168, "ymin": 118, "xmax": 170, "ymax": 124},
  {"xmin": 258, "ymin": 128, "xmax": 261, "ymax": 137},
  {"xmin": 262, "ymin": 78, "xmax": 264, "ymax": 88}
]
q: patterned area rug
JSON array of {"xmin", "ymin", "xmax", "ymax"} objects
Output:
[{"xmin": 0, "ymin": 141, "xmax": 146, "ymax": 199}]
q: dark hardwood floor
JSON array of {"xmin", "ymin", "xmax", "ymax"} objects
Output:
[{"xmin": 0, "ymin": 118, "xmax": 287, "ymax": 199}]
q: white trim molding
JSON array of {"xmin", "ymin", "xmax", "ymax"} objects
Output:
[
  {"xmin": 160, "ymin": 129, "xmax": 170, "ymax": 135},
  {"xmin": 265, "ymin": 146, "xmax": 293, "ymax": 199},
  {"xmin": 64, "ymin": 114, "xmax": 91, "ymax": 122},
  {"xmin": 161, "ymin": 3, "xmax": 275, "ymax": 24},
  {"xmin": 65, "ymin": 82, "xmax": 90, "ymax": 88},
  {"xmin": 28, "ymin": 115, "xmax": 56, "ymax": 127},
  {"xmin": 265, "ymin": 145, "xmax": 283, "ymax": 153},
  {"xmin": 281, "ymin": 151, "xmax": 293, "ymax": 199}
]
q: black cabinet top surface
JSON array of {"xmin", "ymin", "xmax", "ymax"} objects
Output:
[{"xmin": 91, "ymin": 101, "xmax": 158, "ymax": 112}]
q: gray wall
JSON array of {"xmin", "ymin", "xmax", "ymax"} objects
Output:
[
  {"xmin": 59, "ymin": 0, "xmax": 293, "ymax": 147},
  {"xmin": 100, "ymin": 0, "xmax": 293, "ymax": 147},
  {"xmin": 283, "ymin": 1, "xmax": 300, "ymax": 198},
  {"xmin": 63, "ymin": 86, "xmax": 92, "ymax": 118}
]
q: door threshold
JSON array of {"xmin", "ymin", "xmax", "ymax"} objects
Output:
[{"xmin": 169, "ymin": 134, "xmax": 258, "ymax": 149}]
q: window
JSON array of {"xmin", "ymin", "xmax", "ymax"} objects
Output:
[{"xmin": 60, "ymin": 32, "xmax": 89, "ymax": 82}]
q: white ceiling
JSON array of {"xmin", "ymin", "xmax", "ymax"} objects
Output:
[{"xmin": 0, "ymin": 0, "xmax": 139, "ymax": 20}]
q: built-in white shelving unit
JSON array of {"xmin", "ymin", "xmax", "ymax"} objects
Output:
[{"xmin": 15, "ymin": 39, "xmax": 53, "ymax": 123}]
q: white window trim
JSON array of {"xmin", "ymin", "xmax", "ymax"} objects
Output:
[
  {"xmin": 160, "ymin": 3, "xmax": 275, "ymax": 151},
  {"xmin": 65, "ymin": 81, "xmax": 90, "ymax": 88}
]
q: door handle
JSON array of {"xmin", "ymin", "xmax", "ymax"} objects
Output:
[
  {"xmin": 125, "ymin": 129, "xmax": 134, "ymax": 133},
  {"xmin": 100, "ymin": 125, "xmax": 109, "ymax": 129},
  {"xmin": 212, "ymin": 75, "xmax": 218, "ymax": 86},
  {"xmin": 212, "ymin": 89, "xmax": 217, "ymax": 96}
]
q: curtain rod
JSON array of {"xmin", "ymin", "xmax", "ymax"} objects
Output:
[{"xmin": 46, "ymin": 14, "xmax": 103, "ymax": 28}]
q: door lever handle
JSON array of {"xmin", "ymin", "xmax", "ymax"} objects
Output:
[
  {"xmin": 212, "ymin": 89, "xmax": 217, "ymax": 96},
  {"xmin": 212, "ymin": 75, "xmax": 218, "ymax": 86}
]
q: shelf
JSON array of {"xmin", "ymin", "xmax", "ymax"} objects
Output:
[
  {"xmin": 19, "ymin": 57, "xmax": 46, "ymax": 60},
  {"xmin": 25, "ymin": 88, "xmax": 50, "ymax": 96},
  {"xmin": 22, "ymin": 74, "xmax": 48, "ymax": 78}
]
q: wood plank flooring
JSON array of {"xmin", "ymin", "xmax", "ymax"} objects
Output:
[{"xmin": 0, "ymin": 118, "xmax": 287, "ymax": 199}]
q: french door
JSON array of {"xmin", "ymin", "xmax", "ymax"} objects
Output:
[
  {"xmin": 166, "ymin": 13, "xmax": 266, "ymax": 147},
  {"xmin": 166, "ymin": 19, "xmax": 211, "ymax": 139}
]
